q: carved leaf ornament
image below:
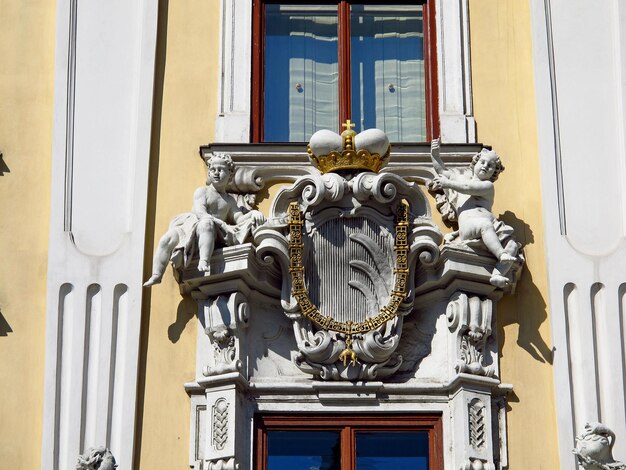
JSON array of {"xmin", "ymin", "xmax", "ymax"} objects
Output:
[{"xmin": 288, "ymin": 200, "xmax": 410, "ymax": 365}]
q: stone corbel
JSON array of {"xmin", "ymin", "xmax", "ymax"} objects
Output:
[
  {"xmin": 447, "ymin": 292, "xmax": 496, "ymax": 378},
  {"xmin": 202, "ymin": 292, "xmax": 249, "ymax": 377}
]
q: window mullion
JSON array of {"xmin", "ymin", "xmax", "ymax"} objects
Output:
[
  {"xmin": 341, "ymin": 425, "xmax": 354, "ymax": 470},
  {"xmin": 338, "ymin": 1, "xmax": 351, "ymax": 130}
]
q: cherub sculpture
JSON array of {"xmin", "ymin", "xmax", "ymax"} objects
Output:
[
  {"xmin": 428, "ymin": 139, "xmax": 521, "ymax": 287},
  {"xmin": 144, "ymin": 153, "xmax": 266, "ymax": 286},
  {"xmin": 76, "ymin": 447, "xmax": 117, "ymax": 470},
  {"xmin": 574, "ymin": 422, "xmax": 625, "ymax": 469}
]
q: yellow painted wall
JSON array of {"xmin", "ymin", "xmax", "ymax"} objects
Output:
[
  {"xmin": 0, "ymin": 0, "xmax": 56, "ymax": 467},
  {"xmin": 135, "ymin": 1, "xmax": 220, "ymax": 468},
  {"xmin": 134, "ymin": 1, "xmax": 560, "ymax": 469},
  {"xmin": 469, "ymin": 1, "xmax": 560, "ymax": 468}
]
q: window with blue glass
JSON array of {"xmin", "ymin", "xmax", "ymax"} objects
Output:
[
  {"xmin": 255, "ymin": 415, "xmax": 443, "ymax": 470},
  {"xmin": 252, "ymin": 1, "xmax": 438, "ymax": 143}
]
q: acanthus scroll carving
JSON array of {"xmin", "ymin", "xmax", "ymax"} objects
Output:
[
  {"xmin": 203, "ymin": 292, "xmax": 248, "ymax": 377},
  {"xmin": 205, "ymin": 327, "xmax": 240, "ymax": 377},
  {"xmin": 447, "ymin": 292, "xmax": 495, "ymax": 377}
]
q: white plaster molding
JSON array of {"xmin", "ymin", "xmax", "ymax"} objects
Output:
[
  {"xmin": 41, "ymin": 1, "xmax": 158, "ymax": 469},
  {"xmin": 214, "ymin": 1, "xmax": 476, "ymax": 143},
  {"xmin": 436, "ymin": 0, "xmax": 476, "ymax": 143},
  {"xmin": 214, "ymin": 0, "xmax": 252, "ymax": 142},
  {"xmin": 530, "ymin": 0, "xmax": 626, "ymax": 467}
]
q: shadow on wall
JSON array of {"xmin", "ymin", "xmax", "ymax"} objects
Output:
[
  {"xmin": 497, "ymin": 210, "xmax": 554, "ymax": 365},
  {"xmin": 0, "ymin": 310, "xmax": 12, "ymax": 336},
  {"xmin": 169, "ymin": 295, "xmax": 197, "ymax": 343},
  {"xmin": 0, "ymin": 153, "xmax": 9, "ymax": 175},
  {"xmin": 134, "ymin": 0, "xmax": 169, "ymax": 468}
]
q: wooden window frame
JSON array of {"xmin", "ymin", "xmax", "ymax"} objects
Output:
[
  {"xmin": 254, "ymin": 413, "xmax": 444, "ymax": 470},
  {"xmin": 251, "ymin": 0, "xmax": 440, "ymax": 142}
]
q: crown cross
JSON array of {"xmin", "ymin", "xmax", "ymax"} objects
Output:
[{"xmin": 342, "ymin": 119, "xmax": 355, "ymax": 131}]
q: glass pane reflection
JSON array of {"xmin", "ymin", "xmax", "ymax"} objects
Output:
[
  {"xmin": 350, "ymin": 5, "xmax": 426, "ymax": 141},
  {"xmin": 267, "ymin": 430, "xmax": 341, "ymax": 470},
  {"xmin": 355, "ymin": 431, "xmax": 429, "ymax": 470},
  {"xmin": 265, "ymin": 5, "xmax": 339, "ymax": 142}
]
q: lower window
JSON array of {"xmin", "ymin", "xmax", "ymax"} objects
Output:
[{"xmin": 255, "ymin": 414, "xmax": 443, "ymax": 470}]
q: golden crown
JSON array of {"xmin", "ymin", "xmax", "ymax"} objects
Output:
[{"xmin": 307, "ymin": 120, "xmax": 391, "ymax": 174}]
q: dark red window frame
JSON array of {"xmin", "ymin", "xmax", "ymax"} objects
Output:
[
  {"xmin": 254, "ymin": 413, "xmax": 444, "ymax": 470},
  {"xmin": 251, "ymin": 0, "xmax": 439, "ymax": 142}
]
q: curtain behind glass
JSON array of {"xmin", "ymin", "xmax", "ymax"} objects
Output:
[
  {"xmin": 265, "ymin": 5, "xmax": 338, "ymax": 142},
  {"xmin": 350, "ymin": 6, "xmax": 425, "ymax": 141}
]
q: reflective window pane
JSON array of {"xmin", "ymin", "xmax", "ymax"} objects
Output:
[
  {"xmin": 265, "ymin": 5, "xmax": 339, "ymax": 142},
  {"xmin": 355, "ymin": 431, "xmax": 429, "ymax": 470},
  {"xmin": 350, "ymin": 5, "xmax": 426, "ymax": 141},
  {"xmin": 267, "ymin": 430, "xmax": 341, "ymax": 470}
]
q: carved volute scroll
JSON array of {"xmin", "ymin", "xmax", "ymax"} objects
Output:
[{"xmin": 447, "ymin": 292, "xmax": 496, "ymax": 377}]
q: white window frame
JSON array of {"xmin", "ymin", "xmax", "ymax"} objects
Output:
[{"xmin": 214, "ymin": 0, "xmax": 476, "ymax": 144}]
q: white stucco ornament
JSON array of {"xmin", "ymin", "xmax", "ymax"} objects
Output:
[
  {"xmin": 255, "ymin": 123, "xmax": 442, "ymax": 380},
  {"xmin": 144, "ymin": 153, "xmax": 265, "ymax": 286},
  {"xmin": 180, "ymin": 126, "xmax": 523, "ymax": 468},
  {"xmin": 428, "ymin": 138, "xmax": 523, "ymax": 288},
  {"xmin": 574, "ymin": 423, "xmax": 626, "ymax": 470},
  {"xmin": 76, "ymin": 447, "xmax": 117, "ymax": 470}
]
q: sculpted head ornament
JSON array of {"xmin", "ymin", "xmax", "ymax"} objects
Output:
[
  {"xmin": 207, "ymin": 152, "xmax": 236, "ymax": 176},
  {"xmin": 469, "ymin": 148, "xmax": 504, "ymax": 182}
]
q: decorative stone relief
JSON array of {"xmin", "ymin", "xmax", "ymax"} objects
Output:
[
  {"xmin": 461, "ymin": 458, "xmax": 496, "ymax": 470},
  {"xmin": 76, "ymin": 447, "xmax": 117, "ymax": 470},
  {"xmin": 574, "ymin": 423, "xmax": 626, "ymax": 469},
  {"xmin": 212, "ymin": 398, "xmax": 230, "ymax": 451},
  {"xmin": 428, "ymin": 139, "xmax": 524, "ymax": 288},
  {"xmin": 178, "ymin": 126, "xmax": 524, "ymax": 469},
  {"xmin": 205, "ymin": 328, "xmax": 239, "ymax": 377},
  {"xmin": 205, "ymin": 458, "xmax": 239, "ymax": 470},
  {"xmin": 469, "ymin": 398, "xmax": 487, "ymax": 451},
  {"xmin": 144, "ymin": 153, "xmax": 265, "ymax": 286},
  {"xmin": 254, "ymin": 123, "xmax": 442, "ymax": 381},
  {"xmin": 447, "ymin": 292, "xmax": 495, "ymax": 377},
  {"xmin": 202, "ymin": 292, "xmax": 249, "ymax": 377}
]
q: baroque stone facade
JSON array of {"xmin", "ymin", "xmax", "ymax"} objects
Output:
[{"xmin": 143, "ymin": 126, "xmax": 527, "ymax": 469}]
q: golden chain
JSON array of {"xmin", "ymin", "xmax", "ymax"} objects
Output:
[{"xmin": 288, "ymin": 201, "xmax": 409, "ymax": 364}]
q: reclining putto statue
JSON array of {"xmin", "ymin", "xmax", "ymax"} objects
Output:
[
  {"xmin": 144, "ymin": 153, "xmax": 265, "ymax": 286},
  {"xmin": 428, "ymin": 138, "xmax": 522, "ymax": 288}
]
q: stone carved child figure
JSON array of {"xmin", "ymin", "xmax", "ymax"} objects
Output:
[
  {"xmin": 428, "ymin": 139, "xmax": 520, "ymax": 287},
  {"xmin": 144, "ymin": 153, "xmax": 265, "ymax": 286}
]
